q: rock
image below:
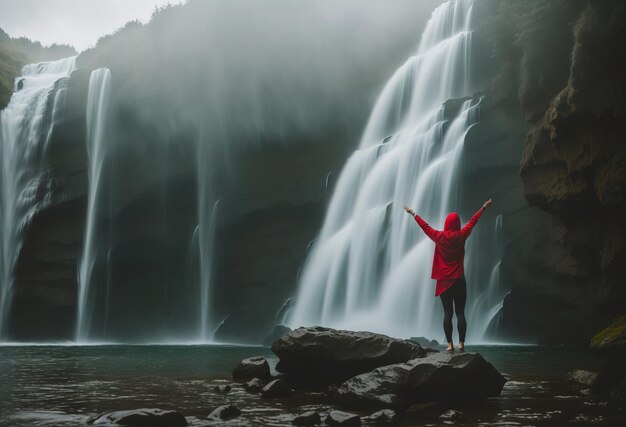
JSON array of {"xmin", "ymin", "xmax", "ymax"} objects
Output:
[
  {"xmin": 409, "ymin": 337, "xmax": 432, "ymax": 348},
  {"xmin": 17, "ymin": 78, "xmax": 24, "ymax": 90},
  {"xmin": 292, "ymin": 410, "xmax": 321, "ymax": 426},
  {"xmin": 367, "ymin": 409, "xmax": 398, "ymax": 424},
  {"xmin": 272, "ymin": 326, "xmax": 426, "ymax": 386},
  {"xmin": 590, "ymin": 315, "xmax": 626, "ymax": 356},
  {"xmin": 263, "ymin": 325, "xmax": 293, "ymax": 346},
  {"xmin": 212, "ymin": 384, "xmax": 232, "ymax": 394},
  {"xmin": 244, "ymin": 377, "xmax": 265, "ymax": 393},
  {"xmin": 260, "ymin": 378, "xmax": 291, "ymax": 398},
  {"xmin": 208, "ymin": 405, "xmax": 241, "ymax": 420},
  {"xmin": 439, "ymin": 409, "xmax": 467, "ymax": 423},
  {"xmin": 325, "ymin": 410, "xmax": 361, "ymax": 427},
  {"xmin": 88, "ymin": 408, "xmax": 187, "ymax": 426},
  {"xmin": 233, "ymin": 356, "xmax": 271, "ymax": 380},
  {"xmin": 566, "ymin": 369, "xmax": 599, "ymax": 387},
  {"xmin": 335, "ymin": 352, "xmax": 506, "ymax": 409}
]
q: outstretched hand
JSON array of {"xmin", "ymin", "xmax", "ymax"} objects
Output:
[
  {"xmin": 404, "ymin": 206, "xmax": 415, "ymax": 216},
  {"xmin": 483, "ymin": 198, "xmax": 493, "ymax": 209}
]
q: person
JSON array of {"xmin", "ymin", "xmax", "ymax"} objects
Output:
[{"xmin": 403, "ymin": 199, "xmax": 493, "ymax": 352}]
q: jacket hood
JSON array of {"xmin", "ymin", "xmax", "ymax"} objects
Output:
[{"xmin": 444, "ymin": 212, "xmax": 461, "ymax": 231}]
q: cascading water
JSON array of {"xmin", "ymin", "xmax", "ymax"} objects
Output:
[
  {"xmin": 76, "ymin": 68, "xmax": 111, "ymax": 342},
  {"xmin": 199, "ymin": 199, "xmax": 219, "ymax": 341},
  {"xmin": 287, "ymin": 0, "xmax": 507, "ymax": 341},
  {"xmin": 0, "ymin": 57, "xmax": 76, "ymax": 338}
]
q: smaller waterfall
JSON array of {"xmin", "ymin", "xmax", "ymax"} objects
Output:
[
  {"xmin": 468, "ymin": 214, "xmax": 508, "ymax": 341},
  {"xmin": 0, "ymin": 56, "xmax": 76, "ymax": 338},
  {"xmin": 198, "ymin": 199, "xmax": 220, "ymax": 341},
  {"xmin": 76, "ymin": 68, "xmax": 112, "ymax": 342}
]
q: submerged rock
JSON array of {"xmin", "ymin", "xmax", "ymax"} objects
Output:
[
  {"xmin": 367, "ymin": 409, "xmax": 398, "ymax": 424},
  {"xmin": 233, "ymin": 356, "xmax": 271, "ymax": 380},
  {"xmin": 244, "ymin": 377, "xmax": 266, "ymax": 393},
  {"xmin": 212, "ymin": 384, "xmax": 232, "ymax": 394},
  {"xmin": 439, "ymin": 409, "xmax": 467, "ymax": 423},
  {"xmin": 325, "ymin": 410, "xmax": 361, "ymax": 426},
  {"xmin": 260, "ymin": 378, "xmax": 292, "ymax": 398},
  {"xmin": 272, "ymin": 326, "xmax": 426, "ymax": 386},
  {"xmin": 88, "ymin": 408, "xmax": 187, "ymax": 426},
  {"xmin": 335, "ymin": 352, "xmax": 506, "ymax": 409},
  {"xmin": 566, "ymin": 369, "xmax": 599, "ymax": 387},
  {"xmin": 263, "ymin": 325, "xmax": 293, "ymax": 346},
  {"xmin": 208, "ymin": 404, "xmax": 241, "ymax": 420},
  {"xmin": 292, "ymin": 410, "xmax": 321, "ymax": 426}
]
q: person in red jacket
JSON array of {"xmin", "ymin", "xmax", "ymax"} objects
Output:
[{"xmin": 404, "ymin": 199, "xmax": 493, "ymax": 352}]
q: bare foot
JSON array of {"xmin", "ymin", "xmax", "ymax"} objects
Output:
[
  {"xmin": 446, "ymin": 343, "xmax": 454, "ymax": 352},
  {"xmin": 458, "ymin": 342, "xmax": 465, "ymax": 352}
]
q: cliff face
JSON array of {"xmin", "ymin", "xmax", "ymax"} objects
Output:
[{"xmin": 475, "ymin": 0, "xmax": 626, "ymax": 343}]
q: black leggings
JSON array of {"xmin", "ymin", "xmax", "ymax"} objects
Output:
[{"xmin": 440, "ymin": 277, "xmax": 467, "ymax": 343}]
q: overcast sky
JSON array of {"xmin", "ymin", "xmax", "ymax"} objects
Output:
[{"xmin": 0, "ymin": 0, "xmax": 184, "ymax": 51}]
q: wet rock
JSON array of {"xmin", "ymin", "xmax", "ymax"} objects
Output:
[
  {"xmin": 263, "ymin": 325, "xmax": 292, "ymax": 346},
  {"xmin": 335, "ymin": 352, "xmax": 506, "ymax": 409},
  {"xmin": 292, "ymin": 410, "xmax": 321, "ymax": 426},
  {"xmin": 260, "ymin": 378, "xmax": 292, "ymax": 398},
  {"xmin": 233, "ymin": 356, "xmax": 271, "ymax": 380},
  {"xmin": 439, "ymin": 409, "xmax": 467, "ymax": 423},
  {"xmin": 243, "ymin": 377, "xmax": 265, "ymax": 393},
  {"xmin": 325, "ymin": 410, "xmax": 361, "ymax": 426},
  {"xmin": 566, "ymin": 369, "xmax": 599, "ymax": 387},
  {"xmin": 409, "ymin": 337, "xmax": 435, "ymax": 348},
  {"xmin": 367, "ymin": 409, "xmax": 398, "ymax": 424},
  {"xmin": 212, "ymin": 384, "xmax": 232, "ymax": 394},
  {"xmin": 17, "ymin": 78, "xmax": 24, "ymax": 90},
  {"xmin": 208, "ymin": 404, "xmax": 241, "ymax": 420},
  {"xmin": 272, "ymin": 326, "xmax": 426, "ymax": 386},
  {"xmin": 88, "ymin": 408, "xmax": 188, "ymax": 426},
  {"xmin": 590, "ymin": 315, "xmax": 626, "ymax": 357}
]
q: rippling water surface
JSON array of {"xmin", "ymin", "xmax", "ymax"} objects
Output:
[{"xmin": 1, "ymin": 344, "xmax": 624, "ymax": 426}]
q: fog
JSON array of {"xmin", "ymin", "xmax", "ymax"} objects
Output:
[{"xmin": 80, "ymin": 0, "xmax": 442, "ymax": 153}]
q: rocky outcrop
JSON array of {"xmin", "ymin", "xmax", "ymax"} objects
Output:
[
  {"xmin": 232, "ymin": 356, "xmax": 271, "ymax": 380},
  {"xmin": 88, "ymin": 408, "xmax": 187, "ymax": 426},
  {"xmin": 335, "ymin": 352, "xmax": 506, "ymax": 410},
  {"xmin": 271, "ymin": 327, "xmax": 426, "ymax": 386}
]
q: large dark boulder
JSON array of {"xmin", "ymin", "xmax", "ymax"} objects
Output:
[
  {"xmin": 335, "ymin": 352, "xmax": 506, "ymax": 410},
  {"xmin": 232, "ymin": 356, "xmax": 271, "ymax": 380},
  {"xmin": 88, "ymin": 408, "xmax": 187, "ymax": 426},
  {"xmin": 271, "ymin": 327, "xmax": 426, "ymax": 386}
]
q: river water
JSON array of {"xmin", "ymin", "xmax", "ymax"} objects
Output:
[{"xmin": 1, "ymin": 345, "xmax": 623, "ymax": 426}]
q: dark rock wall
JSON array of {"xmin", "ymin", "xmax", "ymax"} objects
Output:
[{"xmin": 473, "ymin": 0, "xmax": 626, "ymax": 344}]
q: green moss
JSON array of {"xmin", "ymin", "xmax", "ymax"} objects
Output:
[{"xmin": 590, "ymin": 314, "xmax": 626, "ymax": 350}]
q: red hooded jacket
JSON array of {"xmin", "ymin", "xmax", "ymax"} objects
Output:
[{"xmin": 413, "ymin": 208, "xmax": 484, "ymax": 296}]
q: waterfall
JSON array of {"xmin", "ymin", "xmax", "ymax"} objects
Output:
[
  {"xmin": 0, "ymin": 56, "xmax": 76, "ymax": 338},
  {"xmin": 198, "ymin": 199, "xmax": 219, "ymax": 341},
  {"xmin": 287, "ymin": 0, "xmax": 485, "ymax": 339},
  {"xmin": 76, "ymin": 68, "xmax": 112, "ymax": 342}
]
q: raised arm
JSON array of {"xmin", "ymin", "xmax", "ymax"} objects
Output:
[
  {"xmin": 404, "ymin": 206, "xmax": 439, "ymax": 241},
  {"xmin": 460, "ymin": 198, "xmax": 492, "ymax": 238}
]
